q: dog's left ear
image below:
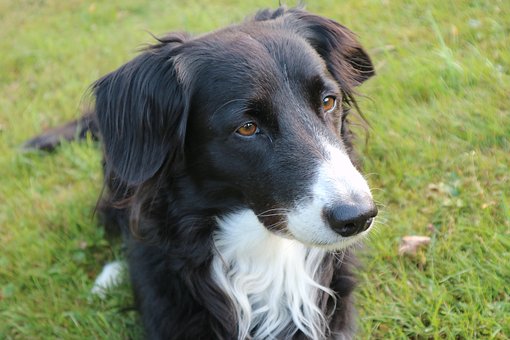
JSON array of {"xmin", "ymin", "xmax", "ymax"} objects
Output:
[{"xmin": 267, "ymin": 9, "xmax": 375, "ymax": 87}]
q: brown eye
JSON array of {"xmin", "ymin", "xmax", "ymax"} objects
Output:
[
  {"xmin": 236, "ymin": 122, "xmax": 258, "ymax": 136},
  {"xmin": 322, "ymin": 96, "xmax": 336, "ymax": 112}
]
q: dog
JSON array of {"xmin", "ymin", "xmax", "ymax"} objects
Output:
[{"xmin": 24, "ymin": 7, "xmax": 377, "ymax": 339}]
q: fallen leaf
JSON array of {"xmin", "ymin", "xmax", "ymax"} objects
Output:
[{"xmin": 399, "ymin": 236, "xmax": 431, "ymax": 256}]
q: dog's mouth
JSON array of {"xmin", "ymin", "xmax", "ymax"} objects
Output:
[
  {"xmin": 256, "ymin": 203, "xmax": 377, "ymax": 250},
  {"xmin": 257, "ymin": 211, "xmax": 292, "ymax": 236}
]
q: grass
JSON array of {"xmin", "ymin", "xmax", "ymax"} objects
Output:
[{"xmin": 1, "ymin": 0, "xmax": 509, "ymax": 338}]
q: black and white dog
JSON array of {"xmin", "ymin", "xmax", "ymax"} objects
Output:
[{"xmin": 26, "ymin": 7, "xmax": 377, "ymax": 339}]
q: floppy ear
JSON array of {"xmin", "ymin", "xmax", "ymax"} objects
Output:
[
  {"xmin": 257, "ymin": 8, "xmax": 374, "ymax": 87},
  {"xmin": 93, "ymin": 34, "xmax": 189, "ymax": 185},
  {"xmin": 292, "ymin": 10, "xmax": 374, "ymax": 87}
]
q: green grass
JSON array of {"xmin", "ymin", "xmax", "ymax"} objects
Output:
[{"xmin": 1, "ymin": 0, "xmax": 509, "ymax": 338}]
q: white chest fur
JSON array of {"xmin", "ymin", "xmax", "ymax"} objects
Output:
[{"xmin": 212, "ymin": 209, "xmax": 335, "ymax": 339}]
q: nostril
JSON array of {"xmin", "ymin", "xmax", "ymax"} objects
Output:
[
  {"xmin": 325, "ymin": 203, "xmax": 377, "ymax": 237},
  {"xmin": 362, "ymin": 217, "xmax": 375, "ymax": 232},
  {"xmin": 338, "ymin": 222, "xmax": 359, "ymax": 237}
]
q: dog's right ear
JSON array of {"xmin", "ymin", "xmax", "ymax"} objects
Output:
[{"xmin": 94, "ymin": 34, "xmax": 189, "ymax": 185}]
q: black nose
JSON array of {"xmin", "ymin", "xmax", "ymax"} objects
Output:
[{"xmin": 324, "ymin": 201, "xmax": 378, "ymax": 237}]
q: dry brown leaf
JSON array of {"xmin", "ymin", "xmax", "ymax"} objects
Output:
[{"xmin": 399, "ymin": 236, "xmax": 431, "ymax": 256}]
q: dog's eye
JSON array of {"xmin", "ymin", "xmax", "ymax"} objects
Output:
[
  {"xmin": 322, "ymin": 96, "xmax": 336, "ymax": 112},
  {"xmin": 236, "ymin": 122, "xmax": 258, "ymax": 137}
]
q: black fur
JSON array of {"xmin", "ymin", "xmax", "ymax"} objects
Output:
[{"xmin": 25, "ymin": 7, "xmax": 375, "ymax": 339}]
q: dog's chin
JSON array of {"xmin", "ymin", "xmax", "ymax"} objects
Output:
[
  {"xmin": 266, "ymin": 221, "xmax": 373, "ymax": 251},
  {"xmin": 292, "ymin": 229, "xmax": 371, "ymax": 251}
]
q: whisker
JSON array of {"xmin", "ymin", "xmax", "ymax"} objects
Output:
[
  {"xmin": 256, "ymin": 208, "xmax": 291, "ymax": 218},
  {"xmin": 257, "ymin": 213, "xmax": 288, "ymax": 218}
]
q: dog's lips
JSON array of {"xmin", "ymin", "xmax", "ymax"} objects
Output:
[
  {"xmin": 257, "ymin": 208, "xmax": 376, "ymax": 249},
  {"xmin": 257, "ymin": 213, "xmax": 289, "ymax": 233},
  {"xmin": 292, "ymin": 225, "xmax": 372, "ymax": 250}
]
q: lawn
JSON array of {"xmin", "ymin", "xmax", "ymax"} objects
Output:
[{"xmin": 1, "ymin": 0, "xmax": 509, "ymax": 338}]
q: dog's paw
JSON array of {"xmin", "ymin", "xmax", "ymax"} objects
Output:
[{"xmin": 91, "ymin": 260, "xmax": 125, "ymax": 299}]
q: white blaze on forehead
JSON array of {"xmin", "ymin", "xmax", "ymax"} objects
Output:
[
  {"xmin": 286, "ymin": 137, "xmax": 373, "ymax": 249},
  {"xmin": 318, "ymin": 140, "xmax": 372, "ymax": 201}
]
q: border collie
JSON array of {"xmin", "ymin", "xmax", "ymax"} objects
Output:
[{"xmin": 25, "ymin": 7, "xmax": 377, "ymax": 339}]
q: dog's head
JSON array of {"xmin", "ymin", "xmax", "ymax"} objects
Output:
[{"xmin": 94, "ymin": 8, "xmax": 377, "ymax": 250}]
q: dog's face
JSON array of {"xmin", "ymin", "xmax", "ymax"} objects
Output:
[{"xmin": 94, "ymin": 9, "xmax": 377, "ymax": 250}]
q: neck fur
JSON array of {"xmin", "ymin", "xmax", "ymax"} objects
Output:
[{"xmin": 212, "ymin": 209, "xmax": 335, "ymax": 339}]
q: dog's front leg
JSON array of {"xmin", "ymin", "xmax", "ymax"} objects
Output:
[{"xmin": 127, "ymin": 240, "xmax": 235, "ymax": 340}]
